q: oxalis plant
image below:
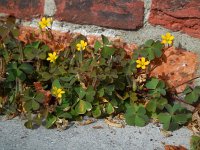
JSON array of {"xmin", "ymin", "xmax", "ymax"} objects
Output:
[{"xmin": 0, "ymin": 17, "xmax": 200, "ymax": 133}]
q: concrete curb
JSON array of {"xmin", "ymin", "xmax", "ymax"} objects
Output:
[{"xmin": 0, "ymin": 118, "xmax": 192, "ymax": 150}]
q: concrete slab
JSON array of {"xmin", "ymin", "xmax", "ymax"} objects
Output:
[{"xmin": 0, "ymin": 117, "xmax": 192, "ymax": 150}]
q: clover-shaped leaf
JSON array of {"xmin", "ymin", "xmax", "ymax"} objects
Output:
[
  {"xmin": 158, "ymin": 104, "xmax": 192, "ymax": 131},
  {"xmin": 125, "ymin": 104, "xmax": 149, "ymax": 127}
]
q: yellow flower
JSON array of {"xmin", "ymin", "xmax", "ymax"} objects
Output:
[
  {"xmin": 161, "ymin": 32, "xmax": 174, "ymax": 45},
  {"xmin": 39, "ymin": 17, "xmax": 53, "ymax": 29},
  {"xmin": 76, "ymin": 40, "xmax": 87, "ymax": 51},
  {"xmin": 52, "ymin": 87, "xmax": 65, "ymax": 99},
  {"xmin": 47, "ymin": 52, "xmax": 58, "ymax": 63},
  {"xmin": 136, "ymin": 57, "xmax": 150, "ymax": 69}
]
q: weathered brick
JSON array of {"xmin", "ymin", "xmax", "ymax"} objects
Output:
[
  {"xmin": 0, "ymin": 0, "xmax": 44, "ymax": 19},
  {"xmin": 150, "ymin": 47, "xmax": 198, "ymax": 93},
  {"xmin": 54, "ymin": 0, "xmax": 144, "ymax": 30},
  {"xmin": 149, "ymin": 0, "xmax": 200, "ymax": 38}
]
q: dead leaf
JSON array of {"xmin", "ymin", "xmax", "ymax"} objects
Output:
[
  {"xmin": 189, "ymin": 110, "xmax": 200, "ymax": 136},
  {"xmin": 104, "ymin": 118, "xmax": 125, "ymax": 128},
  {"xmin": 160, "ymin": 129, "xmax": 173, "ymax": 137},
  {"xmin": 164, "ymin": 145, "xmax": 187, "ymax": 150},
  {"xmin": 78, "ymin": 119, "xmax": 96, "ymax": 126},
  {"xmin": 56, "ymin": 118, "xmax": 69, "ymax": 130},
  {"xmin": 92, "ymin": 125, "xmax": 103, "ymax": 129}
]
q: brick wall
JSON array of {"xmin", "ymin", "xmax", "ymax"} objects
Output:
[{"xmin": 0, "ymin": 0, "xmax": 200, "ymax": 39}]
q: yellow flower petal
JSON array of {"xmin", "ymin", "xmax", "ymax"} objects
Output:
[
  {"xmin": 60, "ymin": 91, "xmax": 65, "ymax": 94},
  {"xmin": 169, "ymin": 36, "xmax": 174, "ymax": 40},
  {"xmin": 48, "ymin": 53, "xmax": 53, "ymax": 57},
  {"xmin": 161, "ymin": 35, "xmax": 166, "ymax": 40},
  {"xmin": 144, "ymin": 61, "xmax": 150, "ymax": 65},
  {"xmin": 168, "ymin": 41, "xmax": 172, "ymax": 45},
  {"xmin": 136, "ymin": 64, "xmax": 141, "ymax": 68},
  {"xmin": 136, "ymin": 60, "xmax": 141, "ymax": 63},
  {"xmin": 83, "ymin": 42, "xmax": 87, "ymax": 47},
  {"xmin": 141, "ymin": 65, "xmax": 146, "ymax": 69},
  {"xmin": 162, "ymin": 40, "xmax": 167, "ymax": 44},
  {"xmin": 57, "ymin": 94, "xmax": 62, "ymax": 98},
  {"xmin": 42, "ymin": 17, "xmax": 46, "ymax": 22},
  {"xmin": 166, "ymin": 32, "xmax": 171, "ymax": 38},
  {"xmin": 53, "ymin": 52, "xmax": 57, "ymax": 56},
  {"xmin": 141, "ymin": 57, "xmax": 146, "ymax": 63}
]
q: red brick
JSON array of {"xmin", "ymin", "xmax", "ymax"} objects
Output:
[
  {"xmin": 149, "ymin": 0, "xmax": 200, "ymax": 38},
  {"xmin": 150, "ymin": 47, "xmax": 198, "ymax": 93},
  {"xmin": 54, "ymin": 0, "xmax": 144, "ymax": 30},
  {"xmin": 0, "ymin": 0, "xmax": 44, "ymax": 19}
]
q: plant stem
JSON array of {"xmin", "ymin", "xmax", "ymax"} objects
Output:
[{"xmin": 169, "ymin": 75, "xmax": 200, "ymax": 91}]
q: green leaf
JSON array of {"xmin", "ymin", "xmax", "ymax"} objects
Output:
[
  {"xmin": 52, "ymin": 79, "xmax": 61, "ymax": 88},
  {"xmin": 101, "ymin": 46, "xmax": 115, "ymax": 59},
  {"xmin": 183, "ymin": 86, "xmax": 192, "ymax": 95},
  {"xmin": 190, "ymin": 135, "xmax": 200, "ymax": 150},
  {"xmin": 125, "ymin": 105, "xmax": 148, "ymax": 126},
  {"xmin": 130, "ymin": 92, "xmax": 138, "ymax": 102},
  {"xmin": 57, "ymin": 112, "xmax": 72, "ymax": 119},
  {"xmin": 146, "ymin": 100, "xmax": 156, "ymax": 112},
  {"xmin": 86, "ymin": 86, "xmax": 96, "ymax": 102},
  {"xmin": 125, "ymin": 113, "xmax": 135, "ymax": 126},
  {"xmin": 158, "ymin": 113, "xmax": 171, "ymax": 130},
  {"xmin": 85, "ymin": 101, "xmax": 92, "ymax": 111},
  {"xmin": 92, "ymin": 106, "xmax": 101, "ymax": 118},
  {"xmin": 137, "ymin": 106, "xmax": 146, "ymax": 115},
  {"xmin": 104, "ymin": 85, "xmax": 115, "ymax": 96},
  {"xmin": 144, "ymin": 39, "xmax": 154, "ymax": 47},
  {"xmin": 153, "ymin": 41, "xmax": 163, "ymax": 58},
  {"xmin": 157, "ymin": 97, "xmax": 168, "ymax": 110},
  {"xmin": 24, "ymin": 47, "xmax": 35, "ymax": 60},
  {"xmin": 135, "ymin": 115, "xmax": 146, "ymax": 127},
  {"xmin": 75, "ymin": 100, "xmax": 87, "ymax": 114},
  {"xmin": 24, "ymin": 120, "xmax": 33, "ymax": 129},
  {"xmin": 94, "ymin": 40, "xmax": 102, "ymax": 53},
  {"xmin": 6, "ymin": 70, "xmax": 16, "ymax": 81},
  {"xmin": 106, "ymin": 103, "xmax": 115, "ymax": 114},
  {"xmin": 32, "ymin": 41, "xmax": 40, "ymax": 49},
  {"xmin": 145, "ymin": 78, "xmax": 159, "ymax": 89},
  {"xmin": 101, "ymin": 35, "xmax": 109, "ymax": 45},
  {"xmin": 17, "ymin": 69, "xmax": 26, "ymax": 81},
  {"xmin": 185, "ymin": 91, "xmax": 199, "ymax": 104},
  {"xmin": 41, "ymin": 72, "xmax": 52, "ymax": 81},
  {"xmin": 32, "ymin": 100, "xmax": 40, "ymax": 111},
  {"xmin": 38, "ymin": 52, "xmax": 47, "ymax": 60},
  {"xmin": 11, "ymin": 28, "xmax": 19, "ymax": 37},
  {"xmin": 24, "ymin": 101, "xmax": 32, "ymax": 111},
  {"xmin": 98, "ymin": 88, "xmax": 104, "ymax": 97},
  {"xmin": 19, "ymin": 63, "xmax": 34, "ymax": 74},
  {"xmin": 40, "ymin": 45, "xmax": 50, "ymax": 51},
  {"xmin": 147, "ymin": 48, "xmax": 155, "ymax": 60},
  {"xmin": 45, "ymin": 114, "xmax": 57, "ymax": 128},
  {"xmin": 173, "ymin": 114, "xmax": 190, "ymax": 124},
  {"xmin": 35, "ymin": 93, "xmax": 45, "ymax": 103},
  {"xmin": 75, "ymin": 87, "xmax": 86, "ymax": 99}
]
